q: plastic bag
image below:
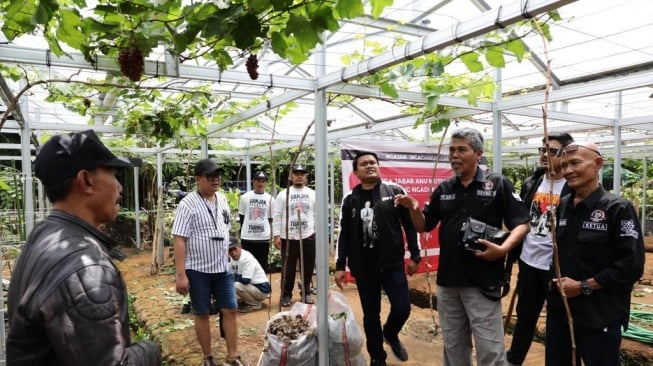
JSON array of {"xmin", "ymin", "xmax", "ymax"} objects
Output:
[
  {"xmin": 327, "ymin": 291, "xmax": 365, "ymax": 366},
  {"xmin": 260, "ymin": 308, "xmax": 317, "ymax": 366}
]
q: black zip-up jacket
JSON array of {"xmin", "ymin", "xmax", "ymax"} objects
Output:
[
  {"xmin": 7, "ymin": 210, "xmax": 162, "ymax": 366},
  {"xmin": 336, "ymin": 180, "xmax": 420, "ymax": 278},
  {"xmin": 549, "ymin": 187, "xmax": 645, "ymax": 330}
]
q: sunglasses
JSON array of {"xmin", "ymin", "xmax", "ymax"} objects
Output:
[
  {"xmin": 563, "ymin": 144, "xmax": 602, "ymax": 157},
  {"xmin": 537, "ymin": 147, "xmax": 562, "ymax": 156}
]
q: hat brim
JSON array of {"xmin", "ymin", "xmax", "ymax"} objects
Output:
[{"xmin": 103, "ymin": 156, "xmax": 134, "ymax": 168}]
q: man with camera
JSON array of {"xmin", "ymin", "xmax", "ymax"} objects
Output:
[
  {"xmin": 171, "ymin": 158, "xmax": 246, "ymax": 366},
  {"xmin": 395, "ymin": 127, "xmax": 529, "ymax": 366}
]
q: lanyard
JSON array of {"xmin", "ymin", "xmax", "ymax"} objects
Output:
[{"xmin": 202, "ymin": 195, "xmax": 219, "ymax": 229}]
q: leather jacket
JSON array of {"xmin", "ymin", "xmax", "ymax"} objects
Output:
[{"xmin": 7, "ymin": 210, "xmax": 162, "ymax": 366}]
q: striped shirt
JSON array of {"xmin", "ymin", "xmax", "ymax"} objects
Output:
[{"xmin": 171, "ymin": 191, "xmax": 231, "ymax": 273}]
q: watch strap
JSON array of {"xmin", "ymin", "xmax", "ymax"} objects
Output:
[{"xmin": 581, "ymin": 279, "xmax": 593, "ymax": 295}]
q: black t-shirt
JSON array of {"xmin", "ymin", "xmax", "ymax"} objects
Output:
[{"xmin": 359, "ymin": 189, "xmax": 380, "ymax": 274}]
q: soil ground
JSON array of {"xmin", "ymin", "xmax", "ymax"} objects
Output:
[{"xmin": 119, "ymin": 236, "xmax": 653, "ymax": 366}]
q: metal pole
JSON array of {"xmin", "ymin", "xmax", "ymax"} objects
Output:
[
  {"xmin": 492, "ymin": 68, "xmax": 502, "ymax": 173},
  {"xmin": 297, "ymin": 209, "xmax": 305, "ymax": 302},
  {"xmin": 329, "ymin": 151, "xmax": 336, "ymax": 252},
  {"xmin": 613, "ymin": 92, "xmax": 622, "ymax": 195},
  {"xmin": 314, "ymin": 31, "xmax": 330, "ymax": 366},
  {"xmin": 134, "ymin": 165, "xmax": 142, "ymax": 249},
  {"xmin": 643, "ymin": 157, "xmax": 648, "ymax": 234}
]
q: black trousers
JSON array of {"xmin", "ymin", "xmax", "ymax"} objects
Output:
[
  {"xmin": 241, "ymin": 239, "xmax": 270, "ymax": 273},
  {"xmin": 545, "ymin": 307, "xmax": 622, "ymax": 366},
  {"xmin": 507, "ymin": 259, "xmax": 549, "ymax": 365},
  {"xmin": 355, "ymin": 267, "xmax": 411, "ymax": 360},
  {"xmin": 279, "ymin": 234, "xmax": 316, "ymax": 298}
]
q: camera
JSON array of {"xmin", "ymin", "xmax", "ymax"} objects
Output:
[{"xmin": 460, "ymin": 217, "xmax": 508, "ymax": 252}]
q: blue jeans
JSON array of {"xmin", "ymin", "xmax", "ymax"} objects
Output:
[
  {"xmin": 355, "ymin": 267, "xmax": 411, "ymax": 360},
  {"xmin": 186, "ymin": 270, "xmax": 237, "ymax": 314}
]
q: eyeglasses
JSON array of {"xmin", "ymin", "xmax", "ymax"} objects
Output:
[
  {"xmin": 203, "ymin": 174, "xmax": 221, "ymax": 180},
  {"xmin": 563, "ymin": 144, "xmax": 602, "ymax": 157},
  {"xmin": 537, "ymin": 147, "xmax": 562, "ymax": 156}
]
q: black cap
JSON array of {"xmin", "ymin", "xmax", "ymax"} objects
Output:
[
  {"xmin": 253, "ymin": 171, "xmax": 267, "ymax": 180},
  {"xmin": 34, "ymin": 129, "xmax": 133, "ymax": 187},
  {"xmin": 228, "ymin": 237, "xmax": 239, "ymax": 249},
  {"xmin": 194, "ymin": 158, "xmax": 223, "ymax": 176},
  {"xmin": 292, "ymin": 164, "xmax": 308, "ymax": 173}
]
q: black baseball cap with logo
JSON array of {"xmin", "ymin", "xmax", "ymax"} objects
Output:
[
  {"xmin": 228, "ymin": 237, "xmax": 239, "ymax": 249},
  {"xmin": 34, "ymin": 130, "xmax": 135, "ymax": 187},
  {"xmin": 253, "ymin": 171, "xmax": 267, "ymax": 180},
  {"xmin": 292, "ymin": 165, "xmax": 308, "ymax": 173}
]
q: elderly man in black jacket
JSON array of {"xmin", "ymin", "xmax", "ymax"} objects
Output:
[
  {"xmin": 334, "ymin": 151, "xmax": 421, "ymax": 366},
  {"xmin": 545, "ymin": 141, "xmax": 645, "ymax": 366},
  {"xmin": 7, "ymin": 130, "xmax": 161, "ymax": 366}
]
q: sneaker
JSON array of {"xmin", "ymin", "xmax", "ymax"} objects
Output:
[
  {"xmin": 383, "ymin": 336, "xmax": 408, "ymax": 361},
  {"xmin": 280, "ymin": 294, "xmax": 292, "ymax": 307},
  {"xmin": 239, "ymin": 302, "xmax": 262, "ymax": 313},
  {"xmin": 303, "ymin": 295, "xmax": 314, "ymax": 304},
  {"xmin": 370, "ymin": 358, "xmax": 386, "ymax": 366},
  {"xmin": 223, "ymin": 355, "xmax": 247, "ymax": 366},
  {"xmin": 210, "ymin": 299, "xmax": 220, "ymax": 315},
  {"xmin": 202, "ymin": 355, "xmax": 218, "ymax": 366},
  {"xmin": 181, "ymin": 301, "xmax": 192, "ymax": 314}
]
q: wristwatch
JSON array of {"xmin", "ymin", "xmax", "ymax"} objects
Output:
[{"xmin": 580, "ymin": 280, "xmax": 593, "ymax": 296}]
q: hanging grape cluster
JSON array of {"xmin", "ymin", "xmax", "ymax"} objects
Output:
[
  {"xmin": 118, "ymin": 46, "xmax": 145, "ymax": 82},
  {"xmin": 246, "ymin": 54, "xmax": 259, "ymax": 80}
]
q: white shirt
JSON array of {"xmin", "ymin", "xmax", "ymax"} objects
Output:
[
  {"xmin": 520, "ymin": 176, "xmax": 566, "ymax": 270},
  {"xmin": 171, "ymin": 191, "xmax": 231, "ymax": 273},
  {"xmin": 229, "ymin": 249, "xmax": 269, "ymax": 286},
  {"xmin": 238, "ymin": 190, "xmax": 273, "ymax": 241},
  {"xmin": 272, "ymin": 186, "xmax": 316, "ymax": 239}
]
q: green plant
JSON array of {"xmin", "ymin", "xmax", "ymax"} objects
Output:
[
  {"xmin": 268, "ymin": 246, "xmax": 281, "ymax": 271},
  {"xmin": 127, "ymin": 293, "xmax": 153, "ymax": 342},
  {"xmin": 1, "ymin": 0, "xmax": 391, "ymax": 72}
]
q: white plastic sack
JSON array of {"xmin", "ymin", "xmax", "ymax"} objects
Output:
[
  {"xmin": 326, "ymin": 291, "xmax": 365, "ymax": 366},
  {"xmin": 260, "ymin": 309, "xmax": 317, "ymax": 366}
]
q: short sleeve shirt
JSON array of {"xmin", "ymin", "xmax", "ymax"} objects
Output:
[
  {"xmin": 423, "ymin": 168, "xmax": 530, "ymax": 286},
  {"xmin": 171, "ymin": 191, "xmax": 231, "ymax": 273}
]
